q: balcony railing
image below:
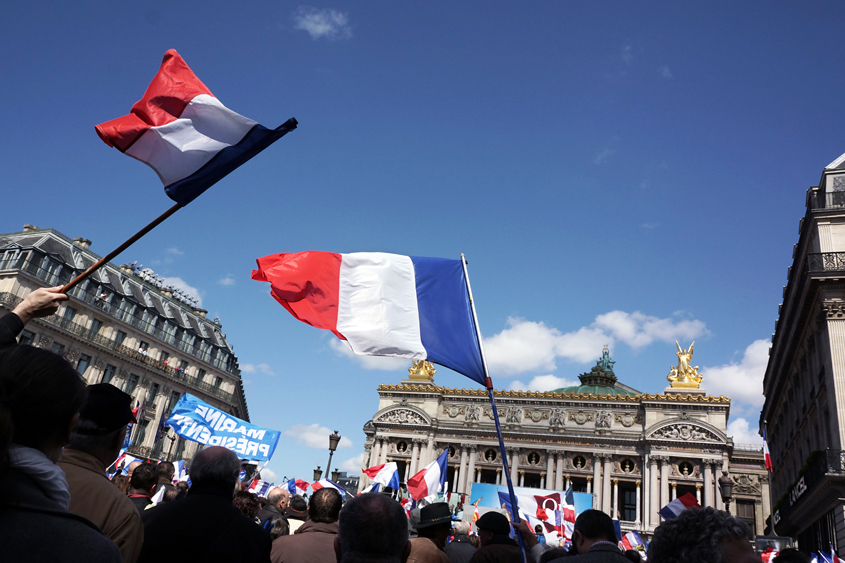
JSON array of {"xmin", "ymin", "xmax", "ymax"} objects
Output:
[
  {"xmin": 806, "ymin": 252, "xmax": 845, "ymax": 273},
  {"xmin": 0, "ymin": 291, "xmax": 235, "ymax": 404},
  {"xmin": 811, "ymin": 190, "xmax": 845, "ymax": 210}
]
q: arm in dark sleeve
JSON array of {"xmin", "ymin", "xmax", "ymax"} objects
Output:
[{"xmin": 0, "ymin": 311, "xmax": 24, "ymax": 350}]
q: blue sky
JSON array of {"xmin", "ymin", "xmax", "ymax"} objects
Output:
[{"xmin": 3, "ymin": 1, "xmax": 842, "ymax": 484}]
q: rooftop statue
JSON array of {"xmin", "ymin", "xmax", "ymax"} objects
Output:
[
  {"xmin": 667, "ymin": 341, "xmax": 703, "ymax": 388},
  {"xmin": 408, "ymin": 360, "xmax": 436, "ymax": 381}
]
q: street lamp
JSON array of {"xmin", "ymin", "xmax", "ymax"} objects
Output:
[
  {"xmin": 718, "ymin": 470, "xmax": 733, "ymax": 515},
  {"xmin": 313, "ymin": 466, "xmax": 323, "ymax": 481},
  {"xmin": 332, "ymin": 469, "xmax": 341, "ymax": 482},
  {"xmin": 325, "ymin": 430, "xmax": 341, "ymax": 478}
]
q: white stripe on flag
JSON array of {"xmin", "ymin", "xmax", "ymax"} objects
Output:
[{"xmin": 337, "ymin": 253, "xmax": 426, "ymax": 358}]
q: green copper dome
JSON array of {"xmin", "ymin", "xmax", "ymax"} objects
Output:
[{"xmin": 551, "ymin": 346, "xmax": 638, "ymax": 396}]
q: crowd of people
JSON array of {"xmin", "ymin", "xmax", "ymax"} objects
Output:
[{"xmin": 0, "ymin": 287, "xmax": 819, "ymax": 563}]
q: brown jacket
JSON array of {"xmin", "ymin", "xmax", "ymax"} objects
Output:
[
  {"xmin": 58, "ymin": 448, "xmax": 144, "ymax": 563},
  {"xmin": 408, "ymin": 537, "xmax": 450, "ymax": 563},
  {"xmin": 271, "ymin": 520, "xmax": 338, "ymax": 563}
]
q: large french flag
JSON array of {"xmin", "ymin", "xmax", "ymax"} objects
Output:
[
  {"xmin": 286, "ymin": 478, "xmax": 309, "ymax": 496},
  {"xmin": 658, "ymin": 492, "xmax": 700, "ymax": 520},
  {"xmin": 251, "ymin": 252, "xmax": 486, "ymax": 385},
  {"xmin": 312, "ymin": 479, "xmax": 348, "ymax": 496},
  {"xmin": 96, "ymin": 49, "xmax": 297, "ymax": 206},
  {"xmin": 407, "ymin": 449, "xmax": 449, "ymax": 501},
  {"xmin": 763, "ymin": 428, "xmax": 774, "ymax": 472},
  {"xmin": 363, "ymin": 462, "xmax": 401, "ymax": 490}
]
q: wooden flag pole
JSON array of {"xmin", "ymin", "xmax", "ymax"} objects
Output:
[
  {"xmin": 461, "ymin": 254, "xmax": 529, "ymax": 563},
  {"xmin": 60, "ymin": 203, "xmax": 183, "ymax": 294}
]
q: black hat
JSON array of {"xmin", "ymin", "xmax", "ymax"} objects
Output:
[
  {"xmin": 288, "ymin": 495, "xmax": 308, "ymax": 516},
  {"xmin": 476, "ymin": 511, "xmax": 511, "ymax": 535},
  {"xmin": 77, "ymin": 383, "xmax": 137, "ymax": 434},
  {"xmin": 416, "ymin": 502, "xmax": 453, "ymax": 528}
]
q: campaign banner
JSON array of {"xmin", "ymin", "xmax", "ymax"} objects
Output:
[{"xmin": 165, "ymin": 394, "xmax": 280, "ymax": 461}]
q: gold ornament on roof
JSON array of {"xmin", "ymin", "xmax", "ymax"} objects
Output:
[
  {"xmin": 667, "ymin": 341, "xmax": 703, "ymax": 389},
  {"xmin": 408, "ymin": 360, "xmax": 436, "ymax": 382}
]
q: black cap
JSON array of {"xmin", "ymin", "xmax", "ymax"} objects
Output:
[
  {"xmin": 476, "ymin": 511, "xmax": 511, "ymax": 535},
  {"xmin": 288, "ymin": 495, "xmax": 308, "ymax": 515},
  {"xmin": 77, "ymin": 383, "xmax": 137, "ymax": 434},
  {"xmin": 416, "ymin": 502, "xmax": 453, "ymax": 528}
]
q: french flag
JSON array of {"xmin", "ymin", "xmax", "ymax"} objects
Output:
[
  {"xmin": 251, "ymin": 252, "xmax": 486, "ymax": 385},
  {"xmin": 407, "ymin": 449, "xmax": 449, "ymax": 501},
  {"xmin": 96, "ymin": 49, "xmax": 297, "ymax": 206},
  {"xmin": 363, "ymin": 462, "xmax": 401, "ymax": 490},
  {"xmin": 286, "ymin": 479, "xmax": 309, "ymax": 496},
  {"xmin": 659, "ymin": 492, "xmax": 700, "ymax": 520},
  {"xmin": 248, "ymin": 478, "xmax": 273, "ymax": 497},
  {"xmin": 763, "ymin": 428, "xmax": 774, "ymax": 472},
  {"xmin": 621, "ymin": 530, "xmax": 645, "ymax": 552},
  {"xmin": 312, "ymin": 479, "xmax": 348, "ymax": 496},
  {"xmin": 760, "ymin": 548, "xmax": 779, "ymax": 563}
]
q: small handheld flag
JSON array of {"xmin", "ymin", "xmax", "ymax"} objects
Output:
[
  {"xmin": 763, "ymin": 427, "xmax": 774, "ymax": 473},
  {"xmin": 96, "ymin": 49, "xmax": 297, "ymax": 206},
  {"xmin": 312, "ymin": 479, "xmax": 348, "ymax": 496},
  {"xmin": 407, "ymin": 449, "xmax": 449, "ymax": 501},
  {"xmin": 363, "ymin": 462, "xmax": 401, "ymax": 490},
  {"xmin": 659, "ymin": 492, "xmax": 700, "ymax": 520},
  {"xmin": 286, "ymin": 479, "xmax": 309, "ymax": 496}
]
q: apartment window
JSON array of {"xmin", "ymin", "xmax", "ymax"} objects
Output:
[
  {"xmin": 124, "ymin": 374, "xmax": 139, "ymax": 396},
  {"xmin": 149, "ymin": 383, "xmax": 160, "ymax": 403},
  {"xmin": 179, "ymin": 360, "xmax": 189, "ymax": 371},
  {"xmin": 51, "ymin": 342, "xmax": 65, "ymax": 356},
  {"xmin": 214, "ymin": 376, "xmax": 223, "ymax": 388},
  {"xmin": 115, "ymin": 330, "xmax": 127, "ymax": 347},
  {"xmin": 88, "ymin": 319, "xmax": 103, "ymax": 337},
  {"xmin": 139, "ymin": 341, "xmax": 149, "ymax": 353},
  {"xmin": 63, "ymin": 307, "xmax": 76, "ymax": 322},
  {"xmin": 18, "ymin": 330, "xmax": 34, "ymax": 345},
  {"xmin": 159, "ymin": 350, "xmax": 170, "ymax": 363},
  {"xmin": 166, "ymin": 390, "xmax": 181, "ymax": 414},
  {"xmin": 76, "ymin": 354, "xmax": 91, "ymax": 375},
  {"xmin": 198, "ymin": 368, "xmax": 206, "ymax": 380},
  {"xmin": 101, "ymin": 364, "xmax": 116, "ymax": 384}
]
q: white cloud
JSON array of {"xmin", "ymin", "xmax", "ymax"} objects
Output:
[
  {"xmin": 166, "ymin": 247, "xmax": 184, "ymax": 256},
  {"xmin": 594, "ymin": 148, "xmax": 615, "ymax": 165},
  {"xmin": 509, "ymin": 374, "xmax": 579, "ymax": 392},
  {"xmin": 701, "ymin": 339, "xmax": 770, "ymax": 406},
  {"xmin": 483, "ymin": 312, "xmax": 709, "ymax": 376},
  {"xmin": 293, "ymin": 7, "xmax": 352, "ymax": 40},
  {"xmin": 622, "ymin": 44, "xmax": 633, "ymax": 64},
  {"xmin": 659, "ymin": 65, "xmax": 673, "ymax": 79},
  {"xmin": 640, "ymin": 222, "xmax": 659, "ymax": 230},
  {"xmin": 219, "ymin": 275, "xmax": 236, "ymax": 287},
  {"xmin": 260, "ymin": 468, "xmax": 279, "ymax": 483},
  {"xmin": 329, "ymin": 339, "xmax": 410, "ymax": 371},
  {"xmin": 241, "ymin": 363, "xmax": 276, "ymax": 376},
  {"xmin": 340, "ymin": 453, "xmax": 365, "ymax": 473},
  {"xmin": 161, "ymin": 277, "xmax": 202, "ymax": 307},
  {"xmin": 727, "ymin": 417, "xmax": 763, "ymax": 445},
  {"xmin": 285, "ymin": 424, "xmax": 354, "ymax": 449}
]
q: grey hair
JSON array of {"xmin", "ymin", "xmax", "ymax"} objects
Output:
[
  {"xmin": 453, "ymin": 520, "xmax": 470, "ymax": 536},
  {"xmin": 67, "ymin": 418, "xmax": 123, "ymax": 453},
  {"xmin": 648, "ymin": 507, "xmax": 752, "ymax": 563},
  {"xmin": 338, "ymin": 493, "xmax": 408, "ymax": 563},
  {"xmin": 267, "ymin": 487, "xmax": 290, "ymax": 505},
  {"xmin": 189, "ymin": 446, "xmax": 240, "ymax": 489}
]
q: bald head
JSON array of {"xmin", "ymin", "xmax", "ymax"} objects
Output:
[
  {"xmin": 268, "ymin": 487, "xmax": 290, "ymax": 510},
  {"xmin": 126, "ymin": 461, "xmax": 142, "ymax": 477},
  {"xmin": 190, "ymin": 446, "xmax": 240, "ymax": 490}
]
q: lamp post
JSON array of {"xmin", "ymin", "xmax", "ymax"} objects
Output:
[
  {"xmin": 332, "ymin": 469, "xmax": 341, "ymax": 482},
  {"xmin": 313, "ymin": 466, "xmax": 323, "ymax": 482},
  {"xmin": 718, "ymin": 470, "xmax": 733, "ymax": 515},
  {"xmin": 325, "ymin": 430, "xmax": 341, "ymax": 479}
]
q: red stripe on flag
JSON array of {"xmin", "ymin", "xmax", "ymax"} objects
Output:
[
  {"xmin": 251, "ymin": 251, "xmax": 344, "ymax": 339},
  {"xmin": 363, "ymin": 464, "xmax": 386, "ymax": 479}
]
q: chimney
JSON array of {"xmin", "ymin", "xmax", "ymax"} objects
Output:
[
  {"xmin": 194, "ymin": 308, "xmax": 208, "ymax": 318},
  {"xmin": 162, "ymin": 288, "xmax": 173, "ymax": 298},
  {"xmin": 72, "ymin": 237, "xmax": 92, "ymax": 251},
  {"xmin": 118, "ymin": 264, "xmax": 135, "ymax": 276},
  {"xmin": 22, "ymin": 224, "xmax": 39, "ymax": 233}
]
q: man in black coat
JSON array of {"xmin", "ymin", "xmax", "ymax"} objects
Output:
[
  {"xmin": 444, "ymin": 520, "xmax": 477, "ymax": 563},
  {"xmin": 546, "ymin": 510, "xmax": 629, "ymax": 563},
  {"xmin": 138, "ymin": 446, "xmax": 271, "ymax": 563}
]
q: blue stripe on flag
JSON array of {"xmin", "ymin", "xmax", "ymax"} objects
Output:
[{"xmin": 410, "ymin": 257, "xmax": 485, "ymax": 385}]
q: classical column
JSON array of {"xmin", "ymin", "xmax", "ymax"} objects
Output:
[
  {"xmin": 458, "ymin": 444, "xmax": 470, "ymax": 493},
  {"xmin": 671, "ymin": 483, "xmax": 677, "ymax": 500},
  {"xmin": 602, "ymin": 454, "xmax": 613, "ymax": 515},
  {"xmin": 518, "ymin": 471, "xmax": 525, "ymax": 487},
  {"xmin": 649, "ymin": 456, "xmax": 659, "ymax": 527},
  {"xmin": 695, "ymin": 485, "xmax": 702, "ymax": 504},
  {"xmin": 546, "ymin": 454, "xmax": 554, "ymax": 489},
  {"xmin": 555, "ymin": 453, "xmax": 564, "ymax": 490},
  {"xmin": 476, "ymin": 468, "xmax": 481, "ymax": 484},
  {"xmin": 407, "ymin": 440, "xmax": 419, "ymax": 477},
  {"xmin": 510, "ymin": 448, "xmax": 520, "ymax": 485},
  {"xmin": 659, "ymin": 457, "xmax": 670, "ymax": 514},
  {"xmin": 496, "ymin": 469, "xmax": 502, "ymax": 485},
  {"xmin": 540, "ymin": 473, "xmax": 546, "ymax": 489},
  {"xmin": 586, "ymin": 477, "xmax": 592, "ymax": 494},
  {"xmin": 612, "ymin": 480, "xmax": 619, "ymax": 520},
  {"xmin": 424, "ymin": 434, "xmax": 434, "ymax": 467},
  {"xmin": 380, "ymin": 439, "xmax": 389, "ymax": 464},
  {"xmin": 825, "ymin": 305, "xmax": 845, "ymax": 446},
  {"xmin": 466, "ymin": 445, "xmax": 477, "ymax": 491},
  {"xmin": 642, "ymin": 458, "xmax": 649, "ymax": 528},
  {"xmin": 359, "ymin": 444, "xmax": 372, "ymax": 490},
  {"xmin": 635, "ymin": 481, "xmax": 642, "ymax": 525},
  {"xmin": 703, "ymin": 462, "xmax": 713, "ymax": 508},
  {"xmin": 372, "ymin": 438, "xmax": 382, "ymax": 470},
  {"xmin": 565, "ymin": 475, "xmax": 571, "ymax": 490},
  {"xmin": 592, "ymin": 455, "xmax": 602, "ymax": 509},
  {"xmin": 453, "ymin": 463, "xmax": 460, "ymax": 494}
]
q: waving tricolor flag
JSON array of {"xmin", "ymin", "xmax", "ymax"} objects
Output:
[
  {"xmin": 286, "ymin": 479, "xmax": 309, "ymax": 496},
  {"xmin": 248, "ymin": 478, "xmax": 273, "ymax": 497},
  {"xmin": 659, "ymin": 492, "xmax": 700, "ymax": 520},
  {"xmin": 363, "ymin": 462, "xmax": 401, "ymax": 490},
  {"xmin": 96, "ymin": 49, "xmax": 297, "ymax": 206},
  {"xmin": 407, "ymin": 449, "xmax": 449, "ymax": 501},
  {"xmin": 312, "ymin": 479, "xmax": 348, "ymax": 496},
  {"xmin": 251, "ymin": 252, "xmax": 486, "ymax": 385},
  {"xmin": 763, "ymin": 427, "xmax": 773, "ymax": 473}
]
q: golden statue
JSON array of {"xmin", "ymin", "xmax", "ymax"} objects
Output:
[
  {"xmin": 667, "ymin": 341, "xmax": 703, "ymax": 389},
  {"xmin": 408, "ymin": 360, "xmax": 436, "ymax": 382}
]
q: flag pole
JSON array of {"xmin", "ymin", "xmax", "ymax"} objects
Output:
[
  {"xmin": 461, "ymin": 254, "xmax": 529, "ymax": 563},
  {"xmin": 60, "ymin": 202, "xmax": 183, "ymax": 294}
]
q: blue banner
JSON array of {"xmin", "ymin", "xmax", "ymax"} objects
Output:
[{"xmin": 165, "ymin": 394, "xmax": 280, "ymax": 462}]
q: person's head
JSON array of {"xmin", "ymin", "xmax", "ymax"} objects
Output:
[
  {"xmin": 648, "ymin": 507, "xmax": 756, "ymax": 563},
  {"xmin": 773, "ymin": 549, "xmax": 812, "ymax": 563},
  {"xmin": 111, "ymin": 474, "xmax": 130, "ymax": 495},
  {"xmin": 175, "ymin": 480, "xmax": 189, "ymax": 493},
  {"xmin": 416, "ymin": 502, "xmax": 453, "ymax": 548},
  {"xmin": 624, "ymin": 549, "xmax": 642, "ymax": 562},
  {"xmin": 189, "ymin": 446, "xmax": 240, "ymax": 493},
  {"xmin": 538, "ymin": 547, "xmax": 569, "ymax": 563},
  {"xmin": 572, "ymin": 509, "xmax": 617, "ymax": 554},
  {"xmin": 67, "ymin": 383, "xmax": 136, "ymax": 467},
  {"xmin": 534, "ymin": 524, "xmax": 543, "ymax": 534},
  {"xmin": 0, "ymin": 346, "xmax": 87, "ymax": 472},
  {"xmin": 268, "ymin": 487, "xmax": 290, "ymax": 511},
  {"xmin": 233, "ymin": 490, "xmax": 260, "ymax": 519},
  {"xmin": 475, "ymin": 511, "xmax": 511, "ymax": 547},
  {"xmin": 268, "ymin": 514, "xmax": 289, "ymax": 540},
  {"xmin": 129, "ymin": 463, "xmax": 157, "ymax": 496},
  {"xmin": 288, "ymin": 494, "xmax": 308, "ymax": 519},
  {"xmin": 310, "ymin": 487, "xmax": 343, "ymax": 523},
  {"xmin": 452, "ymin": 520, "xmax": 470, "ymax": 537},
  {"xmin": 156, "ymin": 461, "xmax": 175, "ymax": 484},
  {"xmin": 336, "ymin": 492, "xmax": 410, "ymax": 563},
  {"xmin": 163, "ymin": 487, "xmax": 180, "ymax": 503},
  {"xmin": 126, "ymin": 461, "xmax": 142, "ymax": 478}
]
